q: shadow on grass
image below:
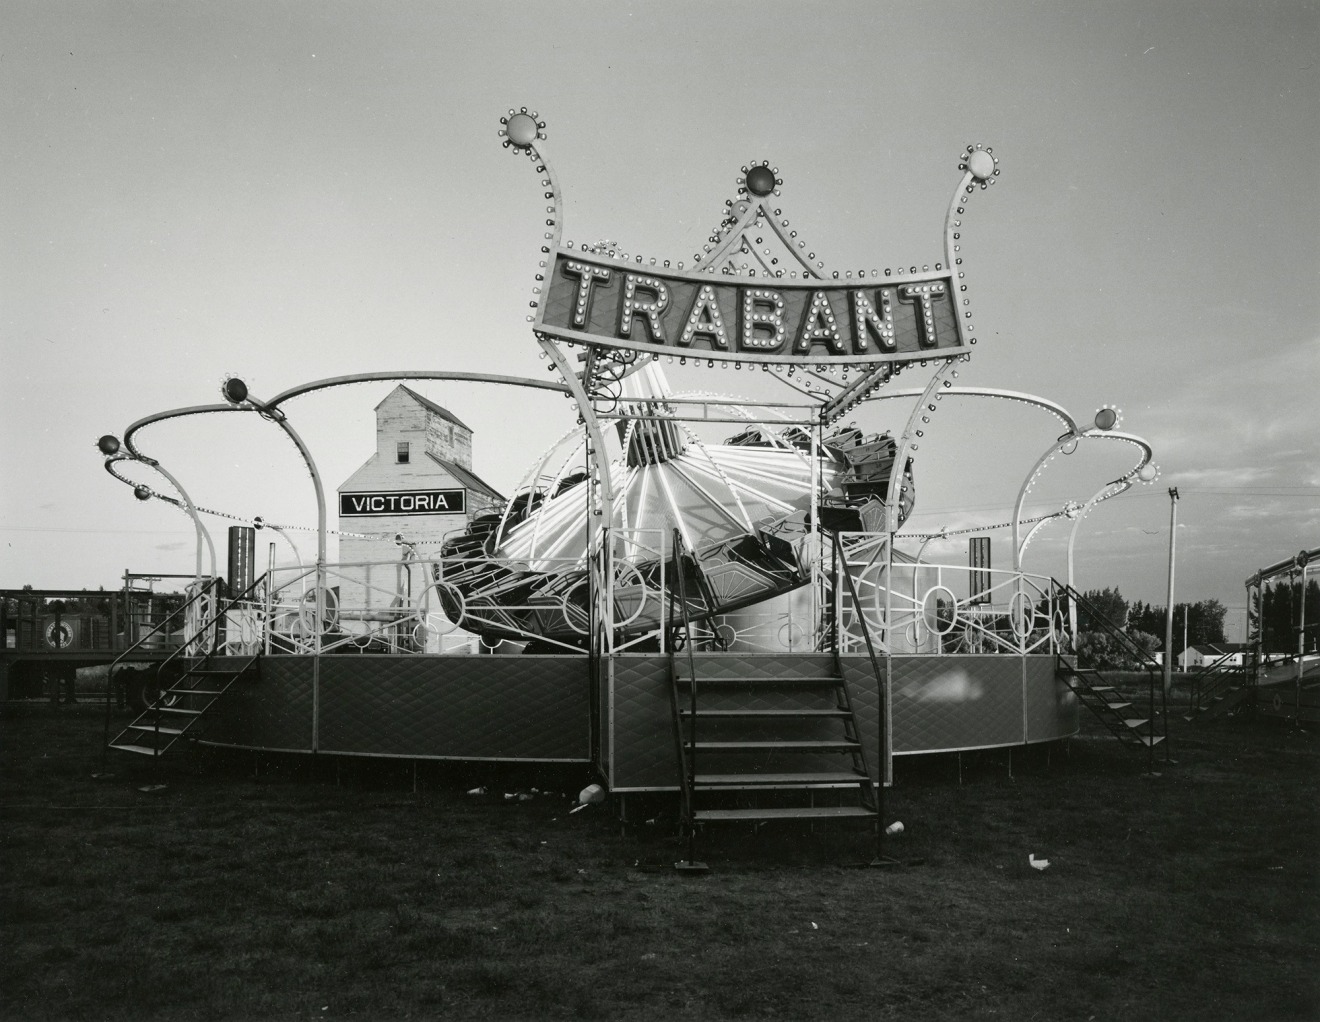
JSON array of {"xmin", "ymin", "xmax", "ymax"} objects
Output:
[{"xmin": 2, "ymin": 703, "xmax": 1317, "ymax": 1021}]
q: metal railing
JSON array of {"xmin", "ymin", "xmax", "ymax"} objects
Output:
[
  {"xmin": 1185, "ymin": 649, "xmax": 1251, "ymax": 717},
  {"xmin": 99, "ymin": 577, "xmax": 224, "ymax": 757},
  {"xmin": 257, "ymin": 531, "xmax": 670, "ymax": 657},
  {"xmin": 667, "ymin": 528, "xmax": 700, "ymax": 864},
  {"xmin": 262, "ymin": 561, "xmax": 470, "ymax": 656},
  {"xmin": 829, "ymin": 533, "xmax": 883, "ymax": 857},
  {"xmin": 126, "ymin": 535, "xmax": 1113, "ymax": 670},
  {"xmin": 833, "ymin": 535, "xmax": 1064, "ymax": 657},
  {"xmin": 1055, "ymin": 580, "xmax": 1170, "ymax": 768},
  {"xmin": 123, "ymin": 572, "xmax": 270, "ymax": 761}
]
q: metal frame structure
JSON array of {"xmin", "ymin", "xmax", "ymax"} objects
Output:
[
  {"xmin": 1245, "ymin": 546, "xmax": 1320, "ymax": 715},
  {"xmin": 491, "ymin": 111, "xmax": 1002, "ymax": 670},
  {"xmin": 92, "ymin": 114, "xmax": 1162, "ymax": 677},
  {"xmin": 86, "ymin": 112, "xmax": 1171, "ymax": 799}
]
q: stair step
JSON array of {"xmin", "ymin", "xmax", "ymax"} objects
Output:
[
  {"xmin": 689, "ymin": 739, "xmax": 860, "ymax": 752},
  {"xmin": 1121, "ymin": 718, "xmax": 1150, "ymax": 730},
  {"xmin": 694, "ymin": 806, "xmax": 877, "ymax": 822},
  {"xmin": 1088, "ymin": 686, "xmax": 1116, "ymax": 692},
  {"xmin": 693, "ymin": 771, "xmax": 869, "ymax": 788},
  {"xmin": 675, "ymin": 676, "xmax": 840, "ymax": 687},
  {"xmin": 679, "ymin": 708, "xmax": 849, "ymax": 719},
  {"xmin": 108, "ymin": 743, "xmax": 169, "ymax": 757},
  {"xmin": 107, "ymin": 660, "xmax": 244, "ymax": 760},
  {"xmin": 1102, "ymin": 702, "xmax": 1132, "ymax": 711},
  {"xmin": 1134, "ymin": 735, "xmax": 1166, "ymax": 747}
]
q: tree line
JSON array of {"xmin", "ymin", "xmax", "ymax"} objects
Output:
[
  {"xmin": 1071, "ymin": 586, "xmax": 1227, "ymax": 671},
  {"xmin": 1069, "ymin": 578, "xmax": 1319, "ymax": 670},
  {"xmin": 1258, "ymin": 578, "xmax": 1320, "ymax": 655}
]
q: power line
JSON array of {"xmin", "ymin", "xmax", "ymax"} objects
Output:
[
  {"xmin": 905, "ymin": 500, "xmax": 1073, "ymax": 516},
  {"xmin": 0, "ymin": 526, "xmax": 194, "ymax": 536},
  {"xmin": 1183, "ymin": 489, "xmax": 1319, "ymax": 496},
  {"xmin": 1118, "ymin": 487, "xmax": 1320, "ymax": 497}
]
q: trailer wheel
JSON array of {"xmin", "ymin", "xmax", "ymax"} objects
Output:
[{"xmin": 123, "ymin": 667, "xmax": 163, "ymax": 712}]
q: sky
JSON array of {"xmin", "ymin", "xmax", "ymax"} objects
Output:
[{"xmin": 3, "ymin": 0, "xmax": 1317, "ymax": 639}]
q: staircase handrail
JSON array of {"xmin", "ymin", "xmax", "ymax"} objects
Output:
[
  {"xmin": 830, "ymin": 532, "xmax": 882, "ymax": 811},
  {"xmin": 667, "ymin": 529, "xmax": 699, "ymax": 857},
  {"xmin": 1055, "ymin": 579, "xmax": 1169, "ymax": 765},
  {"xmin": 101, "ymin": 573, "xmax": 268, "ymax": 760},
  {"xmin": 1186, "ymin": 648, "xmax": 1250, "ymax": 716},
  {"xmin": 137, "ymin": 572, "xmax": 269, "ymax": 761},
  {"xmin": 100, "ymin": 576, "xmax": 224, "ymax": 754},
  {"xmin": 154, "ymin": 571, "xmax": 269, "ymax": 680},
  {"xmin": 1055, "ymin": 580, "xmax": 1162, "ymax": 671}
]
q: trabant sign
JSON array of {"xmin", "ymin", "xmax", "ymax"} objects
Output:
[{"xmin": 535, "ymin": 255, "xmax": 965, "ymax": 366}]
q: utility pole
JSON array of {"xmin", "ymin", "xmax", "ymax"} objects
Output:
[
  {"xmin": 1299, "ymin": 552, "xmax": 1311, "ymax": 699},
  {"xmin": 1163, "ymin": 487, "xmax": 1179, "ymax": 694}
]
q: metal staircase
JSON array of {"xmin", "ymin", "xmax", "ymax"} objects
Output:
[
  {"xmin": 667, "ymin": 531, "xmax": 882, "ymax": 868},
  {"xmin": 1056, "ymin": 655, "xmax": 1166, "ymax": 752},
  {"xmin": 671, "ymin": 655, "xmax": 878, "ymax": 822},
  {"xmin": 103, "ymin": 573, "xmax": 265, "ymax": 762},
  {"xmin": 1183, "ymin": 651, "xmax": 1252, "ymax": 722},
  {"xmin": 1054, "ymin": 582, "xmax": 1170, "ymax": 770},
  {"xmin": 108, "ymin": 654, "xmax": 257, "ymax": 758}
]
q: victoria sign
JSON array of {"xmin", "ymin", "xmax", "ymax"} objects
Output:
[{"xmin": 339, "ymin": 489, "xmax": 466, "ymax": 517}]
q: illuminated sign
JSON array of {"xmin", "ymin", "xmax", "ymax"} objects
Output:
[
  {"xmin": 535, "ymin": 253, "xmax": 965, "ymax": 366},
  {"xmin": 339, "ymin": 489, "xmax": 466, "ymax": 517},
  {"xmin": 501, "ymin": 110, "xmax": 1001, "ymax": 370}
]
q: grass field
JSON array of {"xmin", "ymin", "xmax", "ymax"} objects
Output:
[{"xmin": 2, "ymin": 702, "xmax": 1317, "ymax": 1021}]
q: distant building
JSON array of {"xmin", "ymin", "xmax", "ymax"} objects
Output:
[
  {"xmin": 1178, "ymin": 643, "xmax": 1247, "ymax": 671},
  {"xmin": 336, "ymin": 386, "xmax": 502, "ymax": 625}
]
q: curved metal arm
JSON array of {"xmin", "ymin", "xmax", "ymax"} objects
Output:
[
  {"xmin": 151, "ymin": 460, "xmax": 217, "ymax": 581},
  {"xmin": 103, "ymin": 453, "xmax": 216, "ymax": 580},
  {"xmin": 263, "ymin": 370, "xmax": 569, "ymax": 410},
  {"xmin": 1012, "ymin": 430, "xmax": 1153, "ymax": 571},
  {"xmin": 259, "ymin": 522, "xmax": 306, "ymax": 589},
  {"xmin": 884, "ymin": 359, "xmax": 956, "ymax": 532},
  {"xmin": 240, "ymin": 394, "xmax": 328, "ymax": 610}
]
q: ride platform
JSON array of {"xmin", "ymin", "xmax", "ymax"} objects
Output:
[{"xmin": 187, "ymin": 651, "xmax": 1077, "ymax": 779}]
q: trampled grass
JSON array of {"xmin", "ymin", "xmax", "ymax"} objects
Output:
[{"xmin": 2, "ymin": 703, "xmax": 1317, "ymax": 1021}]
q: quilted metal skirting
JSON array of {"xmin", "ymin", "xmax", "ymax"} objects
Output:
[
  {"xmin": 200, "ymin": 652, "xmax": 1074, "ymax": 776},
  {"xmin": 1024, "ymin": 657, "xmax": 1080, "ymax": 743},
  {"xmin": 203, "ymin": 655, "xmax": 591, "ymax": 761},
  {"xmin": 893, "ymin": 655, "xmax": 1019, "ymax": 754},
  {"xmin": 886, "ymin": 656, "xmax": 1076, "ymax": 754},
  {"xmin": 201, "ymin": 655, "xmax": 313, "ymax": 752},
  {"xmin": 317, "ymin": 656, "xmax": 589, "ymax": 760},
  {"xmin": 608, "ymin": 656, "xmax": 672, "ymax": 790}
]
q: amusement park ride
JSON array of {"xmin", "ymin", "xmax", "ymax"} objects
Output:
[{"xmin": 58, "ymin": 110, "xmax": 1185, "ymax": 859}]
